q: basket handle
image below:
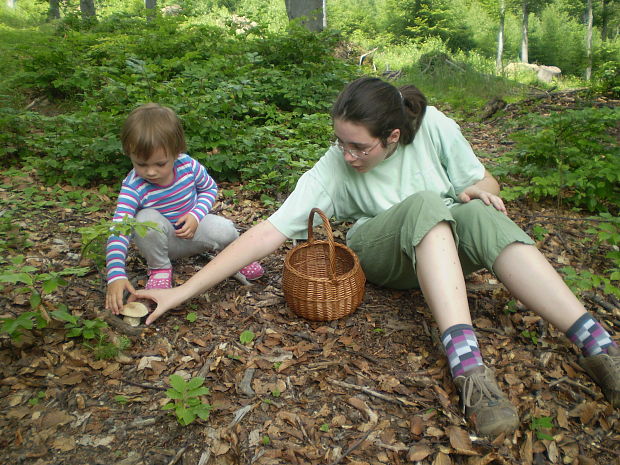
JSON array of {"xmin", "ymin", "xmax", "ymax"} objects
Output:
[{"xmin": 307, "ymin": 208, "xmax": 337, "ymax": 280}]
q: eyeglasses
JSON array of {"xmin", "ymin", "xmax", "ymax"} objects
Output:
[{"xmin": 331, "ymin": 138, "xmax": 382, "ymax": 160}]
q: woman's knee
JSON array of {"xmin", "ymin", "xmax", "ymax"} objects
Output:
[{"xmin": 402, "ymin": 191, "xmax": 445, "ymax": 209}]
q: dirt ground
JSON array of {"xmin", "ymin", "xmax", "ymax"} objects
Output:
[{"xmin": 1, "ymin": 93, "xmax": 619, "ymax": 465}]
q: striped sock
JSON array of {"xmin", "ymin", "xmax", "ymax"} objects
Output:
[
  {"xmin": 566, "ymin": 313, "xmax": 617, "ymax": 357},
  {"xmin": 441, "ymin": 324, "xmax": 485, "ymax": 378}
]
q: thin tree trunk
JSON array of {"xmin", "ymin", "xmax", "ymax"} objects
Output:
[
  {"xmin": 496, "ymin": 0, "xmax": 506, "ymax": 70},
  {"xmin": 79, "ymin": 0, "xmax": 96, "ymax": 19},
  {"xmin": 145, "ymin": 0, "xmax": 157, "ymax": 20},
  {"xmin": 521, "ymin": 1, "xmax": 529, "ymax": 63},
  {"xmin": 585, "ymin": 0, "xmax": 593, "ymax": 80},
  {"xmin": 601, "ymin": 0, "xmax": 609, "ymax": 41},
  {"xmin": 48, "ymin": 0, "xmax": 60, "ymax": 19},
  {"xmin": 284, "ymin": 0, "xmax": 324, "ymax": 32}
]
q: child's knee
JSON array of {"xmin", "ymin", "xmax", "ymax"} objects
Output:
[
  {"xmin": 136, "ymin": 208, "xmax": 166, "ymax": 224},
  {"xmin": 197, "ymin": 216, "xmax": 239, "ymax": 250}
]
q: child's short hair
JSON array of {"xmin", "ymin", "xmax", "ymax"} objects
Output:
[{"xmin": 121, "ymin": 103, "xmax": 187, "ymax": 161}]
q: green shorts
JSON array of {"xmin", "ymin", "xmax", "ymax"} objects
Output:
[{"xmin": 346, "ymin": 191, "xmax": 534, "ymax": 289}]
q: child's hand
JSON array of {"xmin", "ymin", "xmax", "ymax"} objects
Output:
[
  {"xmin": 175, "ymin": 213, "xmax": 198, "ymax": 239},
  {"xmin": 106, "ymin": 278, "xmax": 136, "ymax": 315}
]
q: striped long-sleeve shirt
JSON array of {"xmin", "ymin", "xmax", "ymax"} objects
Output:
[{"xmin": 106, "ymin": 154, "xmax": 217, "ymax": 283}]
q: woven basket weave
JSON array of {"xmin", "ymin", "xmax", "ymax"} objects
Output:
[{"xmin": 282, "ymin": 208, "xmax": 366, "ymax": 321}]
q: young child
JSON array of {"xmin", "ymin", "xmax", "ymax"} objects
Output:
[{"xmin": 105, "ymin": 103, "xmax": 264, "ymax": 314}]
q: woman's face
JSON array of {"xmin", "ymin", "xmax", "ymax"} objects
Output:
[{"xmin": 333, "ymin": 119, "xmax": 400, "ymax": 173}]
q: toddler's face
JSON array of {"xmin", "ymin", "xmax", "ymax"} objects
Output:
[{"xmin": 130, "ymin": 148, "xmax": 176, "ymax": 186}]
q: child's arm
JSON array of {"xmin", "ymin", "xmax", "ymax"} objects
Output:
[
  {"xmin": 134, "ymin": 220, "xmax": 287, "ymax": 325},
  {"xmin": 105, "ymin": 184, "xmax": 140, "ymax": 311},
  {"xmin": 186, "ymin": 158, "xmax": 218, "ymax": 225}
]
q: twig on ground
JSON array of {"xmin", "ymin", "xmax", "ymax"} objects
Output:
[
  {"xmin": 328, "ymin": 429, "xmax": 376, "ymax": 465},
  {"xmin": 100, "ymin": 310, "xmax": 143, "ymax": 337},
  {"xmin": 166, "ymin": 446, "xmax": 187, "ymax": 465},
  {"xmin": 584, "ymin": 293, "xmax": 618, "ymax": 313},
  {"xmin": 126, "ymin": 417, "xmax": 157, "ymax": 429},
  {"xmin": 121, "ymin": 378, "xmax": 166, "ymax": 391},
  {"xmin": 197, "ymin": 449, "xmax": 211, "ymax": 465},
  {"xmin": 548, "ymin": 376, "xmax": 598, "ymax": 398},
  {"xmin": 329, "ymin": 378, "xmax": 426, "ymax": 407},
  {"xmin": 197, "ymin": 343, "xmax": 227, "ymax": 378},
  {"xmin": 238, "ymin": 367, "xmax": 256, "ymax": 397}
]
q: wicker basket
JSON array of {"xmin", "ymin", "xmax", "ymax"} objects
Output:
[{"xmin": 282, "ymin": 208, "xmax": 366, "ymax": 321}]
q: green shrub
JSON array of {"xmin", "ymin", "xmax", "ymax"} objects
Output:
[
  {"xmin": 495, "ymin": 107, "xmax": 620, "ymax": 212},
  {"xmin": 3, "ymin": 17, "xmax": 355, "ymax": 189}
]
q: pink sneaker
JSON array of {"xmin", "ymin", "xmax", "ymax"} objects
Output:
[
  {"xmin": 146, "ymin": 268, "xmax": 173, "ymax": 289},
  {"xmin": 239, "ymin": 261, "xmax": 264, "ymax": 280}
]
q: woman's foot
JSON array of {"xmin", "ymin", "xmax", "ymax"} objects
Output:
[
  {"xmin": 239, "ymin": 261, "xmax": 264, "ymax": 280},
  {"xmin": 579, "ymin": 344, "xmax": 620, "ymax": 407},
  {"xmin": 453, "ymin": 366, "xmax": 519, "ymax": 437},
  {"xmin": 146, "ymin": 268, "xmax": 173, "ymax": 289}
]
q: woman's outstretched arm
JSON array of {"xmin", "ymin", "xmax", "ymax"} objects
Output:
[{"xmin": 134, "ymin": 220, "xmax": 288, "ymax": 325}]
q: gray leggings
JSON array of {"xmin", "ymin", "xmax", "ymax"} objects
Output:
[
  {"xmin": 133, "ymin": 208, "xmax": 239, "ymax": 270},
  {"xmin": 347, "ymin": 191, "xmax": 534, "ymax": 289}
]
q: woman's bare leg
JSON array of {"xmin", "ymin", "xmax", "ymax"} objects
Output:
[{"xmin": 493, "ymin": 242, "xmax": 586, "ymax": 332}]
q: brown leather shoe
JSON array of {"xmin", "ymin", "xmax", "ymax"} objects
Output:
[
  {"xmin": 579, "ymin": 345, "xmax": 620, "ymax": 407},
  {"xmin": 453, "ymin": 366, "xmax": 519, "ymax": 437}
]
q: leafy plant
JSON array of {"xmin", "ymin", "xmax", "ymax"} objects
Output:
[
  {"xmin": 239, "ymin": 330, "xmax": 255, "ymax": 345},
  {"xmin": 531, "ymin": 225, "xmax": 549, "ymax": 242},
  {"xmin": 495, "ymin": 107, "xmax": 620, "ymax": 212},
  {"xmin": 186, "ymin": 312, "xmax": 198, "ymax": 323},
  {"xmin": 521, "ymin": 330, "xmax": 539, "ymax": 345},
  {"xmin": 530, "ymin": 416, "xmax": 554, "ymax": 441},
  {"xmin": 51, "ymin": 308, "xmax": 108, "ymax": 340},
  {"xmin": 79, "ymin": 217, "xmax": 160, "ymax": 270},
  {"xmin": 89, "ymin": 334, "xmax": 131, "ymax": 360},
  {"xmin": 163, "ymin": 375, "xmax": 212, "ymax": 426},
  {"xmin": 28, "ymin": 391, "xmax": 46, "ymax": 406},
  {"xmin": 0, "ymin": 311, "xmax": 47, "ymax": 340},
  {"xmin": 0, "ymin": 257, "xmax": 88, "ymax": 340}
]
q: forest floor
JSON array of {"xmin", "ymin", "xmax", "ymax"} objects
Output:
[{"xmin": 1, "ymin": 91, "xmax": 619, "ymax": 465}]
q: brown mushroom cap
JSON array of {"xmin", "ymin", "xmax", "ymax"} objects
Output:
[{"xmin": 120, "ymin": 302, "xmax": 149, "ymax": 318}]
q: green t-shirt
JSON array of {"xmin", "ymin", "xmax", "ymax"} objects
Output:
[{"xmin": 268, "ymin": 106, "xmax": 485, "ymax": 240}]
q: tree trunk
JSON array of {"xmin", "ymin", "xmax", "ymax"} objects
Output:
[
  {"xmin": 48, "ymin": 0, "xmax": 60, "ymax": 19},
  {"xmin": 601, "ymin": 0, "xmax": 609, "ymax": 41},
  {"xmin": 284, "ymin": 0, "xmax": 324, "ymax": 32},
  {"xmin": 585, "ymin": 0, "xmax": 593, "ymax": 80},
  {"xmin": 496, "ymin": 0, "xmax": 506, "ymax": 70},
  {"xmin": 80, "ymin": 0, "xmax": 96, "ymax": 19},
  {"xmin": 521, "ymin": 1, "xmax": 529, "ymax": 63},
  {"xmin": 145, "ymin": 0, "xmax": 157, "ymax": 10},
  {"xmin": 6, "ymin": 0, "xmax": 16, "ymax": 7}
]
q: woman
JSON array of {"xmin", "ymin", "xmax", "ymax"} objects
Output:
[{"xmin": 135, "ymin": 77, "xmax": 619, "ymax": 437}]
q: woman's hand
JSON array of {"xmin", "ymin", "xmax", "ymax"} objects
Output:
[
  {"xmin": 175, "ymin": 213, "xmax": 198, "ymax": 239},
  {"xmin": 131, "ymin": 287, "xmax": 186, "ymax": 325},
  {"xmin": 458, "ymin": 185, "xmax": 507, "ymax": 214},
  {"xmin": 106, "ymin": 278, "xmax": 136, "ymax": 314}
]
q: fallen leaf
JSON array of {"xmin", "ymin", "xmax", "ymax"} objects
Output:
[
  {"xmin": 407, "ymin": 444, "xmax": 432, "ymax": 461},
  {"xmin": 51, "ymin": 436, "xmax": 76, "ymax": 451},
  {"xmin": 447, "ymin": 426, "xmax": 477, "ymax": 455}
]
